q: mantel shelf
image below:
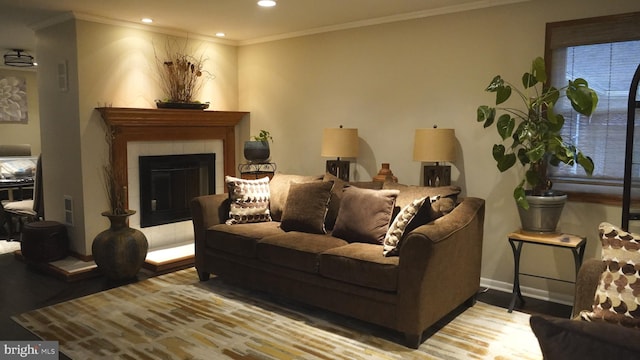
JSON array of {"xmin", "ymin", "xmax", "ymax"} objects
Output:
[{"xmin": 97, "ymin": 107, "xmax": 248, "ymax": 127}]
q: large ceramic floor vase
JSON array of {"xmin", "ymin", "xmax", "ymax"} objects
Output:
[{"xmin": 92, "ymin": 210, "xmax": 148, "ymax": 280}]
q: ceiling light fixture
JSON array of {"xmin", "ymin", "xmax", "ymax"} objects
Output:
[
  {"xmin": 141, "ymin": 18, "xmax": 153, "ymax": 24},
  {"xmin": 3, "ymin": 49, "xmax": 35, "ymax": 67},
  {"xmin": 257, "ymin": 0, "xmax": 276, "ymax": 7},
  {"xmin": 216, "ymin": 32, "xmax": 226, "ymax": 37}
]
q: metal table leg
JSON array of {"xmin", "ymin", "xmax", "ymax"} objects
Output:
[{"xmin": 508, "ymin": 239, "xmax": 525, "ymax": 313}]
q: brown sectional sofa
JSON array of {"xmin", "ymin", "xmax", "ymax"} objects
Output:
[{"xmin": 190, "ymin": 173, "xmax": 485, "ymax": 348}]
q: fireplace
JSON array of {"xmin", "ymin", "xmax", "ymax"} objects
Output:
[{"xmin": 139, "ymin": 153, "xmax": 215, "ymax": 228}]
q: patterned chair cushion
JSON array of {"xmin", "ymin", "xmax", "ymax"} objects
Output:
[{"xmin": 580, "ymin": 222, "xmax": 640, "ymax": 328}]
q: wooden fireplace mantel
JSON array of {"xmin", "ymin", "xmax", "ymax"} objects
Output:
[{"xmin": 97, "ymin": 107, "xmax": 248, "ymax": 201}]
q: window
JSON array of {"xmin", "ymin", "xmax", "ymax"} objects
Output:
[{"xmin": 545, "ymin": 12, "xmax": 640, "ymax": 199}]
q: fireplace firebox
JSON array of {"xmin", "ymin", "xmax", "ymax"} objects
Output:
[{"xmin": 139, "ymin": 153, "xmax": 215, "ymax": 228}]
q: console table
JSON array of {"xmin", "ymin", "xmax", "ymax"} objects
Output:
[{"xmin": 507, "ymin": 230, "xmax": 587, "ymax": 313}]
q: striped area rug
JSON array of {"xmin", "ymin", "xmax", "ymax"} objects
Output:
[{"xmin": 13, "ymin": 268, "xmax": 542, "ymax": 359}]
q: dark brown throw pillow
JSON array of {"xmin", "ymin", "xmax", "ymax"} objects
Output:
[
  {"xmin": 332, "ymin": 187, "xmax": 399, "ymax": 244},
  {"xmin": 269, "ymin": 173, "xmax": 324, "ymax": 221},
  {"xmin": 280, "ymin": 181, "xmax": 334, "ymax": 234}
]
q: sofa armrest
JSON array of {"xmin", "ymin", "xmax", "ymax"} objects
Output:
[
  {"xmin": 190, "ymin": 194, "xmax": 229, "ymax": 246},
  {"xmin": 572, "ymin": 258, "xmax": 605, "ymax": 318},
  {"xmin": 395, "ymin": 197, "xmax": 485, "ymax": 336}
]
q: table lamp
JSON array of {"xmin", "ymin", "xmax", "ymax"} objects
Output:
[
  {"xmin": 321, "ymin": 126, "xmax": 358, "ymax": 181},
  {"xmin": 413, "ymin": 127, "xmax": 456, "ymax": 186}
]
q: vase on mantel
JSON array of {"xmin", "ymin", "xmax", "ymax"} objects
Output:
[
  {"xmin": 92, "ymin": 210, "xmax": 148, "ymax": 281},
  {"xmin": 373, "ymin": 163, "xmax": 398, "ymax": 183}
]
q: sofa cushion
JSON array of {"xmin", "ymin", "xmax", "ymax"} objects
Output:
[
  {"xmin": 530, "ymin": 315, "xmax": 640, "ymax": 360},
  {"xmin": 257, "ymin": 232, "xmax": 348, "ymax": 274},
  {"xmin": 269, "ymin": 173, "xmax": 324, "ymax": 221},
  {"xmin": 319, "ymin": 243, "xmax": 399, "ymax": 292},
  {"xmin": 207, "ymin": 222, "xmax": 284, "ymax": 258},
  {"xmin": 383, "ymin": 195, "xmax": 438, "ymax": 257},
  {"xmin": 281, "ymin": 181, "xmax": 333, "ymax": 234},
  {"xmin": 332, "ymin": 187, "xmax": 399, "ymax": 244},
  {"xmin": 225, "ymin": 176, "xmax": 272, "ymax": 225},
  {"xmin": 580, "ymin": 222, "xmax": 640, "ymax": 328}
]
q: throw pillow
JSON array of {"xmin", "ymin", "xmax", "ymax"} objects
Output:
[
  {"xmin": 382, "ymin": 182, "xmax": 461, "ymax": 209},
  {"xmin": 323, "ymin": 173, "xmax": 349, "ymax": 231},
  {"xmin": 382, "ymin": 195, "xmax": 439, "ymax": 257},
  {"xmin": 280, "ymin": 181, "xmax": 334, "ymax": 234},
  {"xmin": 580, "ymin": 222, "xmax": 640, "ymax": 328},
  {"xmin": 332, "ymin": 187, "xmax": 399, "ymax": 245},
  {"xmin": 225, "ymin": 175, "xmax": 272, "ymax": 225},
  {"xmin": 269, "ymin": 173, "xmax": 324, "ymax": 221}
]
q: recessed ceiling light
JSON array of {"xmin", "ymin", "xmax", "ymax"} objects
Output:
[
  {"xmin": 257, "ymin": 0, "xmax": 276, "ymax": 7},
  {"xmin": 141, "ymin": 18, "xmax": 153, "ymax": 24},
  {"xmin": 216, "ymin": 32, "xmax": 226, "ymax": 37}
]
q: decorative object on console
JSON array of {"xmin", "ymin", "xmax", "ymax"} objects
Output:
[
  {"xmin": 413, "ymin": 127, "xmax": 456, "ymax": 187},
  {"xmin": 154, "ymin": 39, "xmax": 213, "ymax": 108},
  {"xmin": 477, "ymin": 57, "xmax": 597, "ymax": 233},
  {"xmin": 3, "ymin": 49, "xmax": 35, "ymax": 67},
  {"xmin": 243, "ymin": 129, "xmax": 273, "ymax": 163},
  {"xmin": 373, "ymin": 163, "xmax": 398, "ymax": 183},
  {"xmin": 321, "ymin": 126, "xmax": 358, "ymax": 181}
]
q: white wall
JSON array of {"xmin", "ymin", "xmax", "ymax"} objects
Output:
[{"xmin": 238, "ymin": 0, "xmax": 640, "ymax": 302}]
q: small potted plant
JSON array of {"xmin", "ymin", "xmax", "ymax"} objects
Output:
[
  {"xmin": 244, "ymin": 130, "xmax": 273, "ymax": 163},
  {"xmin": 477, "ymin": 57, "xmax": 598, "ymax": 232}
]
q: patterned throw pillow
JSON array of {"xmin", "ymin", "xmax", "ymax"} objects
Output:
[
  {"xmin": 382, "ymin": 195, "xmax": 438, "ymax": 257},
  {"xmin": 225, "ymin": 176, "xmax": 272, "ymax": 225},
  {"xmin": 580, "ymin": 222, "xmax": 640, "ymax": 328}
]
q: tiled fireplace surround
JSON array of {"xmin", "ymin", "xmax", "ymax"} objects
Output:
[{"xmin": 98, "ymin": 108, "xmax": 248, "ymax": 260}]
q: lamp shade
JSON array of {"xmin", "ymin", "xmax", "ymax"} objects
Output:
[
  {"xmin": 321, "ymin": 128, "xmax": 359, "ymax": 158},
  {"xmin": 413, "ymin": 128, "xmax": 456, "ymax": 162}
]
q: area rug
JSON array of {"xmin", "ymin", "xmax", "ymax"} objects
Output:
[{"xmin": 13, "ymin": 268, "xmax": 542, "ymax": 359}]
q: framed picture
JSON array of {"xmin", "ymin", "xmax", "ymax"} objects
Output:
[{"xmin": 0, "ymin": 76, "xmax": 28, "ymax": 123}]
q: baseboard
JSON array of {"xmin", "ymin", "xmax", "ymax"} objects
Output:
[{"xmin": 480, "ymin": 277, "xmax": 574, "ymax": 306}]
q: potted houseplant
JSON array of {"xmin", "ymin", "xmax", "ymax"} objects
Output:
[
  {"xmin": 477, "ymin": 57, "xmax": 598, "ymax": 232},
  {"xmin": 154, "ymin": 40, "xmax": 213, "ymax": 109},
  {"xmin": 243, "ymin": 129, "xmax": 273, "ymax": 163}
]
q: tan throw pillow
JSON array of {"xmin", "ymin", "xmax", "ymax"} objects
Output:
[
  {"xmin": 269, "ymin": 173, "xmax": 324, "ymax": 221},
  {"xmin": 225, "ymin": 176, "xmax": 271, "ymax": 225},
  {"xmin": 332, "ymin": 187, "xmax": 399, "ymax": 244},
  {"xmin": 281, "ymin": 181, "xmax": 334, "ymax": 234},
  {"xmin": 383, "ymin": 195, "xmax": 439, "ymax": 257},
  {"xmin": 580, "ymin": 222, "xmax": 640, "ymax": 328}
]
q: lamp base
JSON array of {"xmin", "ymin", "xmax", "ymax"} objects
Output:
[
  {"xmin": 326, "ymin": 160, "xmax": 350, "ymax": 181},
  {"xmin": 423, "ymin": 165, "xmax": 450, "ymax": 187}
]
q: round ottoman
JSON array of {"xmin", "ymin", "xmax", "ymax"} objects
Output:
[{"xmin": 21, "ymin": 221, "xmax": 69, "ymax": 262}]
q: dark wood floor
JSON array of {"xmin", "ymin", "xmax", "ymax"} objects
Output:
[{"xmin": 0, "ymin": 246, "xmax": 572, "ymax": 357}]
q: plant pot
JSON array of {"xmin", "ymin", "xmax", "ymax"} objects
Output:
[
  {"xmin": 517, "ymin": 192, "xmax": 567, "ymax": 233},
  {"xmin": 92, "ymin": 210, "xmax": 148, "ymax": 280},
  {"xmin": 243, "ymin": 141, "xmax": 270, "ymax": 163}
]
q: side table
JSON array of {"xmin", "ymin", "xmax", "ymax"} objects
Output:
[
  {"xmin": 238, "ymin": 162, "xmax": 276, "ymax": 180},
  {"xmin": 507, "ymin": 230, "xmax": 586, "ymax": 313}
]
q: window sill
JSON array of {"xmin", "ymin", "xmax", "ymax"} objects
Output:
[{"xmin": 552, "ymin": 182, "xmax": 622, "ymax": 206}]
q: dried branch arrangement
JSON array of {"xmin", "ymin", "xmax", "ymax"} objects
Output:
[{"xmin": 155, "ymin": 40, "xmax": 213, "ymax": 103}]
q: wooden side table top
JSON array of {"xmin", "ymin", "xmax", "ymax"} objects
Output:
[{"xmin": 508, "ymin": 230, "xmax": 586, "ymax": 248}]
